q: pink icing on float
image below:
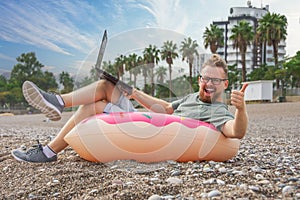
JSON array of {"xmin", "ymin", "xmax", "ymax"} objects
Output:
[
  {"xmin": 65, "ymin": 112, "xmax": 240, "ymax": 163},
  {"xmin": 82, "ymin": 112, "xmax": 217, "ymax": 130}
]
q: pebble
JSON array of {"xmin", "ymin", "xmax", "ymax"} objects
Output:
[
  {"xmin": 1, "ymin": 103, "xmax": 300, "ymax": 199},
  {"xmin": 282, "ymin": 185, "xmax": 294, "ymax": 195},
  {"xmin": 88, "ymin": 189, "xmax": 98, "ymax": 195},
  {"xmin": 251, "ymin": 166, "xmax": 264, "ymax": 173},
  {"xmin": 170, "ymin": 169, "xmax": 181, "ymax": 176},
  {"xmin": 232, "ymin": 170, "xmax": 245, "ymax": 176},
  {"xmin": 239, "ymin": 183, "xmax": 248, "ymax": 190},
  {"xmin": 248, "ymin": 185, "xmax": 260, "ymax": 192},
  {"xmin": 112, "ymin": 179, "xmax": 123, "ymax": 185},
  {"xmin": 148, "ymin": 194, "xmax": 162, "ymax": 200},
  {"xmin": 166, "ymin": 177, "xmax": 182, "ymax": 185},
  {"xmin": 218, "ymin": 167, "xmax": 228, "ymax": 173},
  {"xmin": 257, "ymin": 180, "xmax": 270, "ymax": 185},
  {"xmin": 216, "ymin": 179, "xmax": 225, "ymax": 185},
  {"xmin": 52, "ymin": 192, "xmax": 60, "ymax": 197},
  {"xmin": 126, "ymin": 181, "xmax": 134, "ymax": 185},
  {"xmin": 203, "ymin": 178, "xmax": 215, "ymax": 184},
  {"xmin": 203, "ymin": 167, "xmax": 214, "ymax": 173},
  {"xmin": 207, "ymin": 190, "xmax": 221, "ymax": 198},
  {"xmin": 149, "ymin": 177, "xmax": 160, "ymax": 182},
  {"xmin": 255, "ymin": 174, "xmax": 264, "ymax": 180}
]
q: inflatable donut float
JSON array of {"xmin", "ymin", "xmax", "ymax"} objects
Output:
[{"xmin": 64, "ymin": 112, "xmax": 240, "ymax": 163}]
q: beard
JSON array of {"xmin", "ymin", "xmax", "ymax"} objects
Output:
[{"xmin": 199, "ymin": 88, "xmax": 222, "ymax": 103}]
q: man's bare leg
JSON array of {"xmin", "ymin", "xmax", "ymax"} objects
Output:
[
  {"xmin": 12, "ymin": 80, "xmax": 122, "ymax": 162},
  {"xmin": 48, "ymin": 80, "xmax": 121, "ymax": 153},
  {"xmin": 62, "ymin": 80, "xmax": 121, "ymax": 108}
]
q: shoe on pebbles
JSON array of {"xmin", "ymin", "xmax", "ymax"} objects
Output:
[{"xmin": 11, "ymin": 141, "xmax": 57, "ymax": 163}]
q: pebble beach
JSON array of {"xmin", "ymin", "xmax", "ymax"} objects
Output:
[{"xmin": 0, "ymin": 102, "xmax": 299, "ymax": 199}]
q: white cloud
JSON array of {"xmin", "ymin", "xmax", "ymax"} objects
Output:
[
  {"xmin": 132, "ymin": 0, "xmax": 188, "ymax": 33},
  {"xmin": 0, "ymin": 53, "xmax": 15, "ymax": 61},
  {"xmin": 0, "ymin": 0, "xmax": 299, "ymax": 75},
  {"xmin": 0, "ymin": 1, "xmax": 99, "ymax": 55}
]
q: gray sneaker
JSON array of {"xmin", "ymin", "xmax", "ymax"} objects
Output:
[
  {"xmin": 11, "ymin": 142, "xmax": 57, "ymax": 163},
  {"xmin": 22, "ymin": 81, "xmax": 64, "ymax": 121}
]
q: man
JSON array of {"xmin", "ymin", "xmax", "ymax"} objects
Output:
[{"xmin": 12, "ymin": 54, "xmax": 248, "ymax": 163}]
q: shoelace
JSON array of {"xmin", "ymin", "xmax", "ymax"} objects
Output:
[
  {"xmin": 43, "ymin": 90, "xmax": 65, "ymax": 107},
  {"xmin": 26, "ymin": 140, "xmax": 43, "ymax": 155}
]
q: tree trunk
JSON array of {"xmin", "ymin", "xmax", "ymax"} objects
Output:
[
  {"xmin": 168, "ymin": 63, "xmax": 172, "ymax": 98},
  {"xmin": 189, "ymin": 63, "xmax": 193, "ymax": 91},
  {"xmin": 273, "ymin": 41, "xmax": 280, "ymax": 89},
  {"xmin": 151, "ymin": 64, "xmax": 155, "ymax": 96},
  {"xmin": 241, "ymin": 51, "xmax": 246, "ymax": 82}
]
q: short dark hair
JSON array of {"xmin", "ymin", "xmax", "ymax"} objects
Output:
[{"xmin": 201, "ymin": 54, "xmax": 228, "ymax": 77}]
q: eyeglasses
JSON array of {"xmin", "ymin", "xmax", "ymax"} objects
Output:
[{"xmin": 199, "ymin": 75, "xmax": 228, "ymax": 85}]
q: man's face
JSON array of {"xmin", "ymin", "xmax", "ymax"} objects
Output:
[{"xmin": 198, "ymin": 66, "xmax": 228, "ymax": 103}]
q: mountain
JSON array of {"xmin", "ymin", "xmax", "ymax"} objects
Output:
[{"xmin": 0, "ymin": 71, "xmax": 11, "ymax": 79}]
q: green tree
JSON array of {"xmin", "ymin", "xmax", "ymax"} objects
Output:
[
  {"xmin": 42, "ymin": 71, "xmax": 58, "ymax": 91},
  {"xmin": 227, "ymin": 64, "xmax": 242, "ymax": 91},
  {"xmin": 143, "ymin": 44, "xmax": 160, "ymax": 96},
  {"xmin": 10, "ymin": 52, "xmax": 44, "ymax": 87},
  {"xmin": 257, "ymin": 12, "xmax": 288, "ymax": 89},
  {"xmin": 257, "ymin": 12, "xmax": 288, "ymax": 67},
  {"xmin": 284, "ymin": 51, "xmax": 300, "ymax": 88},
  {"xmin": 103, "ymin": 60, "xmax": 117, "ymax": 76},
  {"xmin": 203, "ymin": 24, "xmax": 224, "ymax": 53},
  {"xmin": 155, "ymin": 66, "xmax": 167, "ymax": 84},
  {"xmin": 3, "ymin": 87, "xmax": 23, "ymax": 107},
  {"xmin": 140, "ymin": 55, "xmax": 150, "ymax": 92},
  {"xmin": 114, "ymin": 55, "xmax": 126, "ymax": 80},
  {"xmin": 59, "ymin": 71, "xmax": 74, "ymax": 93},
  {"xmin": 180, "ymin": 37, "xmax": 199, "ymax": 87},
  {"xmin": 172, "ymin": 75, "xmax": 195, "ymax": 96},
  {"xmin": 230, "ymin": 20, "xmax": 254, "ymax": 82},
  {"xmin": 131, "ymin": 55, "xmax": 143, "ymax": 88},
  {"xmin": 0, "ymin": 75, "xmax": 7, "ymax": 92},
  {"xmin": 0, "ymin": 75, "xmax": 8, "ymax": 107},
  {"xmin": 125, "ymin": 53, "xmax": 139, "ymax": 84},
  {"xmin": 248, "ymin": 63, "xmax": 281, "ymax": 83},
  {"xmin": 7, "ymin": 52, "xmax": 58, "ymax": 106},
  {"xmin": 160, "ymin": 40, "xmax": 178, "ymax": 97}
]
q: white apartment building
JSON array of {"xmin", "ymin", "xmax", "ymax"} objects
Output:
[{"xmin": 213, "ymin": 1, "xmax": 286, "ymax": 74}]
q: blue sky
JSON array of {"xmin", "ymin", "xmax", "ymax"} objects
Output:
[{"xmin": 0, "ymin": 0, "xmax": 299, "ymax": 80}]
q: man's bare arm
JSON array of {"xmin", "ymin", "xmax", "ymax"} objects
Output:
[{"xmin": 222, "ymin": 84, "xmax": 248, "ymax": 139}]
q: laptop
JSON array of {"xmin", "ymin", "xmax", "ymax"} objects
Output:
[{"xmin": 95, "ymin": 30, "xmax": 133, "ymax": 95}]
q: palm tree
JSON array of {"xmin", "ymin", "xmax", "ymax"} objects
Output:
[
  {"xmin": 180, "ymin": 37, "xmax": 199, "ymax": 87},
  {"xmin": 155, "ymin": 66, "xmax": 167, "ymax": 84},
  {"xmin": 125, "ymin": 53, "xmax": 139, "ymax": 83},
  {"xmin": 125, "ymin": 53, "xmax": 142, "ymax": 87},
  {"xmin": 143, "ymin": 44, "xmax": 160, "ymax": 96},
  {"xmin": 102, "ymin": 60, "xmax": 117, "ymax": 76},
  {"xmin": 59, "ymin": 71, "xmax": 74, "ymax": 93},
  {"xmin": 131, "ymin": 55, "xmax": 143, "ymax": 88},
  {"xmin": 160, "ymin": 40, "xmax": 178, "ymax": 97},
  {"xmin": 230, "ymin": 20, "xmax": 254, "ymax": 82},
  {"xmin": 257, "ymin": 12, "xmax": 288, "ymax": 89},
  {"xmin": 141, "ymin": 64, "xmax": 150, "ymax": 92},
  {"xmin": 257, "ymin": 12, "xmax": 288, "ymax": 67},
  {"xmin": 114, "ymin": 55, "xmax": 126, "ymax": 80},
  {"xmin": 203, "ymin": 24, "xmax": 224, "ymax": 53}
]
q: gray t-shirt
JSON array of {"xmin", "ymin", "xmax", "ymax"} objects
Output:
[{"xmin": 171, "ymin": 92, "xmax": 234, "ymax": 132}]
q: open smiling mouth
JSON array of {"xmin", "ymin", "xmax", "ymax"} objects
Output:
[{"xmin": 204, "ymin": 88, "xmax": 216, "ymax": 95}]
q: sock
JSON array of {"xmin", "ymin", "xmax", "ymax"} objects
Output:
[
  {"xmin": 56, "ymin": 95, "xmax": 65, "ymax": 106},
  {"xmin": 43, "ymin": 145, "xmax": 57, "ymax": 158}
]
